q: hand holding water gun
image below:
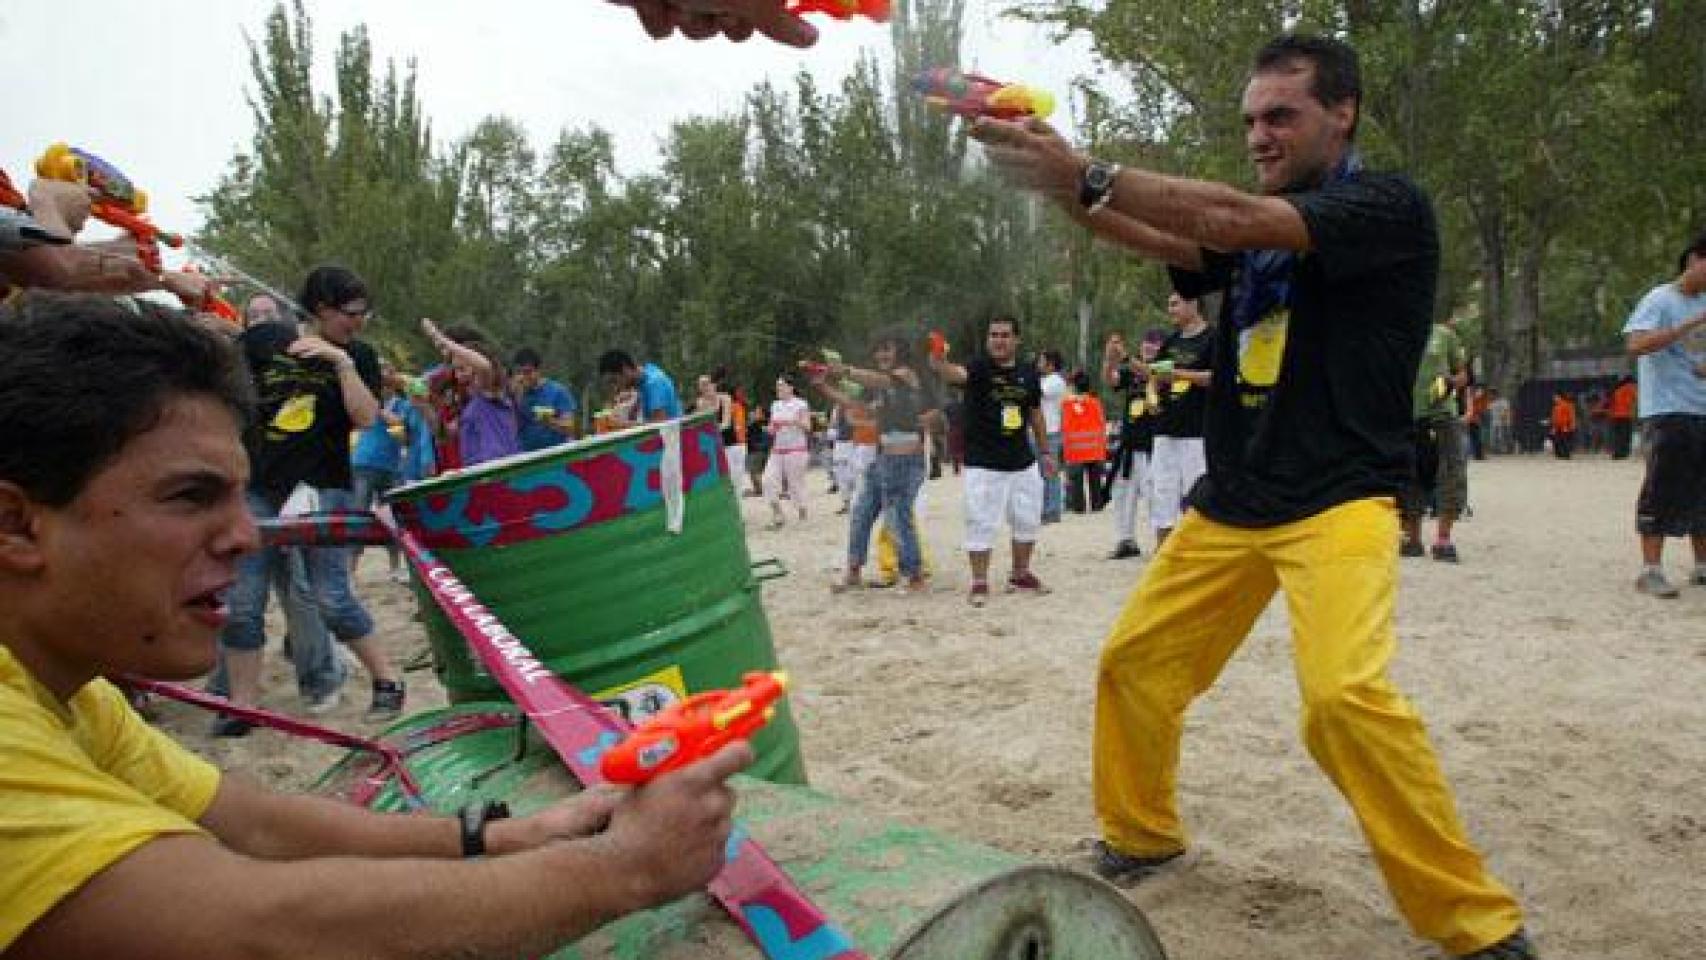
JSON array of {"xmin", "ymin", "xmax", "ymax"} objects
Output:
[
  {"xmin": 34, "ymin": 143, "xmax": 184, "ymax": 273},
  {"xmin": 913, "ymin": 67, "xmax": 1056, "ymax": 121},
  {"xmin": 600, "ymin": 671, "xmax": 788, "ymax": 785},
  {"xmin": 786, "ymin": 0, "xmax": 888, "ymax": 20}
]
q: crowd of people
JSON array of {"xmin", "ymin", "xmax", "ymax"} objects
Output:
[{"xmin": 7, "ymin": 6, "xmax": 1706, "ymax": 958}]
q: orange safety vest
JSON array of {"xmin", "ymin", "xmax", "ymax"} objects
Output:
[
  {"xmin": 1551, "ymin": 398, "xmax": 1577, "ymax": 433},
  {"xmin": 1061, "ymin": 395, "xmax": 1108, "ymax": 464}
]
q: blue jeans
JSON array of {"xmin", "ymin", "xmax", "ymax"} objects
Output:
[
  {"xmin": 311, "ymin": 487, "xmax": 377, "ymax": 641},
  {"xmin": 847, "ymin": 453, "xmax": 927, "ymax": 578},
  {"xmin": 212, "ymin": 490, "xmax": 344, "ymax": 700},
  {"xmin": 1042, "ymin": 432, "xmax": 1064, "ymax": 519}
]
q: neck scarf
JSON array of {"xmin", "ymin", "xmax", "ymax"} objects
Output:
[{"xmin": 1230, "ymin": 149, "xmax": 1364, "ymax": 331}]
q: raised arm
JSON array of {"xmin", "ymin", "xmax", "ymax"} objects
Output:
[{"xmin": 421, "ymin": 318, "xmax": 497, "ymax": 391}]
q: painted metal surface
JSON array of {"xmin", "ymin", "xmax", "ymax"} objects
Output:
[
  {"xmin": 385, "ymin": 414, "xmax": 805, "ymax": 785},
  {"xmin": 319, "ymin": 708, "xmax": 1169, "ymax": 960}
]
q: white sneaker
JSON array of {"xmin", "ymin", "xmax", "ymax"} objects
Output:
[
  {"xmin": 305, "ymin": 687, "xmax": 343, "ymax": 716},
  {"xmin": 1636, "ymin": 569, "xmax": 1680, "ymax": 599}
]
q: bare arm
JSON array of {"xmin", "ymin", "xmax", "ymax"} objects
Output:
[
  {"xmin": 11, "ymin": 745, "xmax": 750, "ymax": 960},
  {"xmin": 1626, "ymin": 312, "xmax": 1706, "ymax": 357},
  {"xmin": 1069, "ymin": 204, "xmax": 1205, "ymax": 271},
  {"xmin": 927, "ymin": 354, "xmax": 968, "ymax": 387},
  {"xmin": 971, "ymin": 118, "xmax": 1312, "ymax": 254},
  {"xmin": 290, "ymin": 336, "xmax": 380, "ymax": 428}
]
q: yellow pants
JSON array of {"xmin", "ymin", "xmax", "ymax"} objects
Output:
[
  {"xmin": 1094, "ymin": 498, "xmax": 1522, "ymax": 955},
  {"xmin": 875, "ymin": 519, "xmax": 932, "ymax": 582}
]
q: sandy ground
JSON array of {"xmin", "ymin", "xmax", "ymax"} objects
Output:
[{"xmin": 158, "ymin": 453, "xmax": 1706, "ymax": 959}]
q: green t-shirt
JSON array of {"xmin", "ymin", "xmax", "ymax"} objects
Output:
[{"xmin": 1411, "ymin": 323, "xmax": 1464, "ymax": 420}]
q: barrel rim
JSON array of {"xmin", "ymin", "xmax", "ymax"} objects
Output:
[
  {"xmin": 884, "ymin": 862, "xmax": 1169, "ymax": 960},
  {"xmin": 385, "ymin": 411, "xmax": 717, "ymax": 503}
]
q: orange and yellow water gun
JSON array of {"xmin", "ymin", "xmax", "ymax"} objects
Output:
[
  {"xmin": 913, "ymin": 67, "xmax": 1056, "ymax": 121},
  {"xmin": 34, "ymin": 142, "xmax": 185, "ymax": 273},
  {"xmin": 787, "ymin": 0, "xmax": 889, "ymax": 20},
  {"xmin": 600, "ymin": 671, "xmax": 788, "ymax": 785}
]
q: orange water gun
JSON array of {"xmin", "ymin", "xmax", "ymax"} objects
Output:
[
  {"xmin": 928, "ymin": 329, "xmax": 950, "ymax": 360},
  {"xmin": 34, "ymin": 143, "xmax": 185, "ymax": 273},
  {"xmin": 600, "ymin": 671, "xmax": 788, "ymax": 785},
  {"xmin": 787, "ymin": 0, "xmax": 889, "ymax": 21},
  {"xmin": 913, "ymin": 67, "xmax": 1056, "ymax": 121},
  {"xmin": 179, "ymin": 263, "xmax": 241, "ymax": 326}
]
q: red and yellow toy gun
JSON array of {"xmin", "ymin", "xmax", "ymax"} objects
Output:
[
  {"xmin": 927, "ymin": 329, "xmax": 950, "ymax": 361},
  {"xmin": 35, "ymin": 142, "xmax": 185, "ymax": 273},
  {"xmin": 787, "ymin": 0, "xmax": 889, "ymax": 21},
  {"xmin": 913, "ymin": 67, "xmax": 1056, "ymax": 121},
  {"xmin": 600, "ymin": 671, "xmax": 788, "ymax": 785}
]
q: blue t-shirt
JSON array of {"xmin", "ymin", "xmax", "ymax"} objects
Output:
[
  {"xmin": 518, "ymin": 379, "xmax": 579, "ymax": 452},
  {"xmin": 351, "ymin": 396, "xmax": 406, "ymax": 472},
  {"xmin": 637, "ymin": 363, "xmax": 682, "ymax": 420},
  {"xmin": 1623, "ymin": 283, "xmax": 1706, "ymax": 417},
  {"xmin": 400, "ymin": 402, "xmax": 436, "ymax": 484}
]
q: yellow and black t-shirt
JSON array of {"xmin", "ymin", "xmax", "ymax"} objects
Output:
[
  {"xmin": 1170, "ymin": 171, "xmax": 1438, "ymax": 527},
  {"xmin": 961, "ymin": 357, "xmax": 1041, "ymax": 471}
]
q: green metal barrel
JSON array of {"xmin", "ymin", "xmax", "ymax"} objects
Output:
[
  {"xmin": 385, "ymin": 415, "xmax": 804, "ymax": 784},
  {"xmin": 318, "ymin": 705, "xmax": 1169, "ymax": 960}
]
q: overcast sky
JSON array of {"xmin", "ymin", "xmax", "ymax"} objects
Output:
[{"xmin": 1, "ymin": 1, "xmax": 1103, "ymax": 263}]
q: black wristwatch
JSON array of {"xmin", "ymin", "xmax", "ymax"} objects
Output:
[
  {"xmin": 459, "ymin": 799, "xmax": 511, "ymax": 858},
  {"xmin": 1078, "ymin": 160, "xmax": 1121, "ymax": 211}
]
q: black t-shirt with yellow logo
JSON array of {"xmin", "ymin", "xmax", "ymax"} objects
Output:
[
  {"xmin": 1170, "ymin": 171, "xmax": 1437, "ymax": 527},
  {"xmin": 1151, "ymin": 327, "xmax": 1214, "ymax": 438},
  {"xmin": 961, "ymin": 357, "xmax": 1041, "ymax": 471},
  {"xmin": 240, "ymin": 321, "xmax": 382, "ymax": 503},
  {"xmin": 1113, "ymin": 367, "xmax": 1158, "ymax": 455}
]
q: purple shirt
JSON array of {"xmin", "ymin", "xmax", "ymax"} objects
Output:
[{"xmin": 459, "ymin": 392, "xmax": 521, "ymax": 467}]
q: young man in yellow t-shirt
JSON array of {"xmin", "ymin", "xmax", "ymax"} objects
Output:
[{"xmin": 0, "ymin": 293, "xmax": 751, "ymax": 958}]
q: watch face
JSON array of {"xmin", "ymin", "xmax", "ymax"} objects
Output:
[{"xmin": 1087, "ymin": 164, "xmax": 1115, "ymax": 190}]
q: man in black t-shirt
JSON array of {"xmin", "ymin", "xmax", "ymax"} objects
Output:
[
  {"xmin": 1100, "ymin": 329, "xmax": 1166, "ymax": 559},
  {"xmin": 971, "ymin": 34, "xmax": 1533, "ymax": 960},
  {"xmin": 929, "ymin": 316, "xmax": 1055, "ymax": 607},
  {"xmin": 214, "ymin": 266, "xmax": 404, "ymax": 734},
  {"xmin": 1147, "ymin": 294, "xmax": 1214, "ymax": 547}
]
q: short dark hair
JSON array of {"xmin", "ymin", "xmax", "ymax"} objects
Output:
[
  {"xmin": 1041, "ymin": 349, "xmax": 1064, "ymax": 371},
  {"xmin": 1677, "ymin": 230, "xmax": 1706, "ymax": 272},
  {"xmin": 299, "ymin": 264, "xmax": 369, "ymax": 315},
  {"xmin": 1254, "ymin": 34, "xmax": 1362, "ymax": 139},
  {"xmin": 870, "ymin": 325, "xmax": 916, "ymax": 366},
  {"xmin": 987, "ymin": 315, "xmax": 1021, "ymax": 338},
  {"xmin": 512, "ymin": 347, "xmax": 543, "ymax": 369},
  {"xmin": 1072, "ymin": 370, "xmax": 1092, "ymax": 393},
  {"xmin": 0, "ymin": 293, "xmax": 253, "ymax": 506},
  {"xmin": 597, "ymin": 349, "xmax": 637, "ymax": 375}
]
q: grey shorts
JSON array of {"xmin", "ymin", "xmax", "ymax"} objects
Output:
[{"xmin": 1400, "ymin": 417, "xmax": 1467, "ymax": 519}]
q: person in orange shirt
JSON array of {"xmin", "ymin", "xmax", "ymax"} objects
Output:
[
  {"xmin": 1060, "ymin": 371, "xmax": 1109, "ymax": 514},
  {"xmin": 1549, "ymin": 393, "xmax": 1578, "ymax": 459},
  {"xmin": 1608, "ymin": 376, "xmax": 1637, "ymax": 459}
]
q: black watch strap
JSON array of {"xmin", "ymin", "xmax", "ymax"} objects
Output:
[{"xmin": 459, "ymin": 799, "xmax": 511, "ymax": 858}]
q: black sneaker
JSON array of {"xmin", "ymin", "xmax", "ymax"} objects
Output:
[
  {"xmin": 1400, "ymin": 539, "xmax": 1426, "ymax": 558},
  {"xmin": 1084, "ymin": 839, "xmax": 1185, "ymax": 887},
  {"xmin": 1431, "ymin": 542, "xmax": 1461, "ymax": 563},
  {"xmin": 366, "ymin": 680, "xmax": 405, "ymax": 722},
  {"xmin": 209, "ymin": 715, "xmax": 255, "ymax": 738},
  {"xmin": 1109, "ymin": 540, "xmax": 1143, "ymax": 560},
  {"xmin": 1691, "ymin": 569, "xmax": 1706, "ymax": 587},
  {"xmin": 1457, "ymin": 928, "xmax": 1538, "ymax": 960}
]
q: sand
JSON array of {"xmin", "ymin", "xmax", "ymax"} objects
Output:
[{"xmin": 156, "ymin": 453, "xmax": 1706, "ymax": 959}]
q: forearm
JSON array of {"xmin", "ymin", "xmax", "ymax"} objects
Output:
[
  {"xmin": 1627, "ymin": 323, "xmax": 1703, "ymax": 357},
  {"xmin": 204, "ymin": 782, "xmax": 461, "ymax": 860},
  {"xmin": 339, "ymin": 364, "xmax": 381, "ymax": 427},
  {"xmin": 8, "ymin": 245, "xmax": 163, "ymax": 295},
  {"xmin": 1105, "ymin": 166, "xmax": 1306, "ymax": 253},
  {"xmin": 928, "ymin": 356, "xmax": 967, "ymax": 386},
  {"xmin": 1071, "ymin": 203, "xmax": 1205, "ymax": 270}
]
